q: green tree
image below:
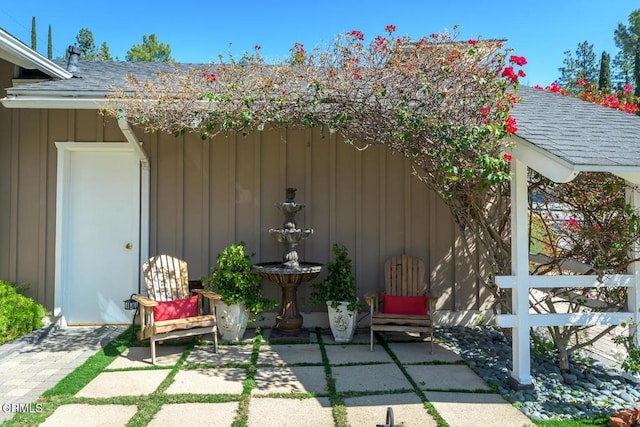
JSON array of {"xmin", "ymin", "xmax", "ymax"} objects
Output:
[
  {"xmin": 614, "ymin": 9, "xmax": 640, "ymax": 92},
  {"xmin": 47, "ymin": 25, "xmax": 52, "ymax": 59},
  {"xmin": 598, "ymin": 51, "xmax": 611, "ymax": 92},
  {"xmin": 96, "ymin": 42, "xmax": 113, "ymax": 61},
  {"xmin": 30, "ymin": 16, "xmax": 36, "ymax": 50},
  {"xmin": 125, "ymin": 33, "xmax": 173, "ymax": 62},
  {"xmin": 75, "ymin": 28, "xmax": 96, "ymax": 60},
  {"xmin": 558, "ymin": 41, "xmax": 598, "ymax": 93}
]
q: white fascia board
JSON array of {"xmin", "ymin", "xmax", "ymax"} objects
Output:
[
  {"xmin": 0, "ymin": 28, "xmax": 72, "ymax": 79},
  {"xmin": 0, "ymin": 95, "xmax": 106, "ymax": 109},
  {"xmin": 508, "ymin": 135, "xmax": 640, "ymax": 181},
  {"xmin": 507, "ymin": 135, "xmax": 579, "ymax": 182}
]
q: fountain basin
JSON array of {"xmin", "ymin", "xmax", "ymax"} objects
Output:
[{"xmin": 252, "ymin": 262, "xmax": 322, "ymax": 284}]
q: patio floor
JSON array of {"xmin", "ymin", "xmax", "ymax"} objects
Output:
[{"xmin": 23, "ymin": 329, "xmax": 534, "ymax": 427}]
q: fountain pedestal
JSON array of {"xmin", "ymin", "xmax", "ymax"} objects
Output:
[{"xmin": 252, "ymin": 262, "xmax": 322, "ymax": 342}]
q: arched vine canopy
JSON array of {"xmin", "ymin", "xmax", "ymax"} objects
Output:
[{"xmin": 105, "ymin": 25, "xmax": 527, "ymax": 308}]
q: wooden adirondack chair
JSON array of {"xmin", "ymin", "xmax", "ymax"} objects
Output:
[
  {"xmin": 364, "ymin": 254, "xmax": 438, "ymax": 353},
  {"xmin": 134, "ymin": 255, "xmax": 221, "ymax": 364}
]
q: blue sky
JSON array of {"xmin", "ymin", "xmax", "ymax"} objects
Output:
[{"xmin": 0, "ymin": 1, "xmax": 638, "ymax": 87}]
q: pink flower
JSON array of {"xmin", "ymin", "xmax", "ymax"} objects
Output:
[
  {"xmin": 567, "ymin": 217, "xmax": 581, "ymax": 231},
  {"xmin": 624, "ymin": 84, "xmax": 633, "ymax": 95},
  {"xmin": 468, "ymin": 39, "xmax": 477, "ymax": 45},
  {"xmin": 505, "ymin": 115, "xmax": 517, "ymax": 133},
  {"xmin": 202, "ymin": 72, "xmax": 217, "ymax": 82},
  {"xmin": 385, "ymin": 25, "xmax": 396, "ymax": 33},
  {"xmin": 348, "ymin": 30, "xmax": 365, "ymax": 41},
  {"xmin": 501, "ymin": 66, "xmax": 519, "ymax": 83},
  {"xmin": 374, "ymin": 35, "xmax": 388, "ymax": 51},
  {"xmin": 509, "ymin": 55, "xmax": 527, "ymax": 66},
  {"xmin": 503, "ymin": 153, "xmax": 512, "ymax": 162}
]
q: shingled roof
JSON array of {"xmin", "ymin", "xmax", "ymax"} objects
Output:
[
  {"xmin": 5, "ymin": 60, "xmax": 195, "ymax": 96},
  {"xmin": 512, "ymin": 85, "xmax": 640, "ymax": 168}
]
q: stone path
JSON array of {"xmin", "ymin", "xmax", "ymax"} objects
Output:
[{"xmin": 0, "ymin": 325, "xmax": 125, "ymax": 424}]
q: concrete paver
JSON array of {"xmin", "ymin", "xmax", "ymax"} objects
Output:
[
  {"xmin": 75, "ymin": 370, "xmax": 169, "ymax": 398},
  {"xmin": 324, "ymin": 343, "xmax": 394, "ymax": 364},
  {"xmin": 332, "ymin": 363, "xmax": 413, "ymax": 392},
  {"xmin": 257, "ymin": 344, "xmax": 323, "ymax": 365},
  {"xmin": 148, "ymin": 402, "xmax": 239, "ymax": 427},
  {"xmin": 167, "ymin": 368, "xmax": 245, "ymax": 394},
  {"xmin": 405, "ymin": 364, "xmax": 492, "ymax": 391},
  {"xmin": 247, "ymin": 397, "xmax": 333, "ymax": 427},
  {"xmin": 40, "ymin": 404, "xmax": 138, "ymax": 427},
  {"xmin": 252, "ymin": 366, "xmax": 328, "ymax": 395},
  {"xmin": 344, "ymin": 393, "xmax": 438, "ymax": 427},
  {"xmin": 424, "ymin": 391, "xmax": 536, "ymax": 427},
  {"xmin": 187, "ymin": 344, "xmax": 253, "ymax": 365}
]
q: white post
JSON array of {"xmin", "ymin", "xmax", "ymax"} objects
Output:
[
  {"xmin": 626, "ymin": 183, "xmax": 640, "ymax": 346},
  {"xmin": 510, "ymin": 158, "xmax": 532, "ymax": 386}
]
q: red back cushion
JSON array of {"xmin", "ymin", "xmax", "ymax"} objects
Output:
[
  {"xmin": 153, "ymin": 295, "xmax": 199, "ymax": 321},
  {"xmin": 382, "ymin": 294, "xmax": 427, "ymax": 315}
]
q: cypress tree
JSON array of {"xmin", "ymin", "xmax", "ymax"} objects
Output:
[
  {"xmin": 599, "ymin": 51, "xmax": 611, "ymax": 93},
  {"xmin": 30, "ymin": 16, "xmax": 36, "ymax": 50},
  {"xmin": 47, "ymin": 25, "xmax": 52, "ymax": 59}
]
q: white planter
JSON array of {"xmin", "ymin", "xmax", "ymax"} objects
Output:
[
  {"xmin": 327, "ymin": 300, "xmax": 358, "ymax": 343},
  {"xmin": 214, "ymin": 301, "xmax": 248, "ymax": 342}
]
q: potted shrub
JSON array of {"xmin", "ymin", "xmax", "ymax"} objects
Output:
[
  {"xmin": 311, "ymin": 243, "xmax": 362, "ymax": 343},
  {"xmin": 203, "ymin": 242, "xmax": 276, "ymax": 342}
]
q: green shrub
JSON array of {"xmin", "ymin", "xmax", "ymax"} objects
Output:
[
  {"xmin": 203, "ymin": 242, "xmax": 276, "ymax": 317},
  {"xmin": 0, "ymin": 280, "xmax": 46, "ymax": 345}
]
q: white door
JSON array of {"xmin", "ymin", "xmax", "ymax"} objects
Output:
[{"xmin": 55, "ymin": 143, "xmax": 140, "ymax": 324}]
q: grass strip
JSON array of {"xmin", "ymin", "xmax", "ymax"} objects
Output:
[
  {"xmin": 316, "ymin": 328, "xmax": 349, "ymax": 427},
  {"xmin": 230, "ymin": 329, "xmax": 263, "ymax": 427},
  {"xmin": 125, "ymin": 341, "xmax": 195, "ymax": 427},
  {"xmin": 378, "ymin": 335, "xmax": 449, "ymax": 427}
]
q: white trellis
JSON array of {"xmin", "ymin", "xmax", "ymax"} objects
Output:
[{"xmin": 495, "ymin": 145, "xmax": 640, "ymax": 387}]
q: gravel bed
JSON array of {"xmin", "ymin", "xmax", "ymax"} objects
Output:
[{"xmin": 439, "ymin": 326, "xmax": 640, "ymax": 421}]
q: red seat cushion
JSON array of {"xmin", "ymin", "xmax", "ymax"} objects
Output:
[
  {"xmin": 153, "ymin": 295, "xmax": 199, "ymax": 321},
  {"xmin": 382, "ymin": 294, "xmax": 427, "ymax": 315}
]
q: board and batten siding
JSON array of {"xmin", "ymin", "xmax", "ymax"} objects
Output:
[{"xmin": 0, "ymin": 104, "xmax": 492, "ymax": 319}]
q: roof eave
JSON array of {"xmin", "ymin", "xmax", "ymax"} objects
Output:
[
  {"xmin": 508, "ymin": 135, "xmax": 578, "ymax": 182},
  {"xmin": 509, "ymin": 134, "xmax": 640, "ymax": 184},
  {"xmin": 0, "ymin": 28, "xmax": 72, "ymax": 80}
]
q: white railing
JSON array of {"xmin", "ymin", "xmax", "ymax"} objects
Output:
[{"xmin": 495, "ymin": 274, "xmax": 634, "ymax": 328}]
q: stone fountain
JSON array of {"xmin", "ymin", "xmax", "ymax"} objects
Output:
[{"xmin": 253, "ymin": 188, "xmax": 323, "ymax": 342}]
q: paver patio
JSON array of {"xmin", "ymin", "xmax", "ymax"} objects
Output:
[{"xmin": 2, "ymin": 328, "xmax": 535, "ymax": 426}]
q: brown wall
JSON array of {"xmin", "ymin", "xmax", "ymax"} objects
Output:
[{"xmin": 0, "ymin": 97, "xmax": 494, "ymax": 316}]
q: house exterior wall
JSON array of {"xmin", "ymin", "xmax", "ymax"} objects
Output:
[{"xmin": 0, "ymin": 97, "xmax": 495, "ymax": 321}]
